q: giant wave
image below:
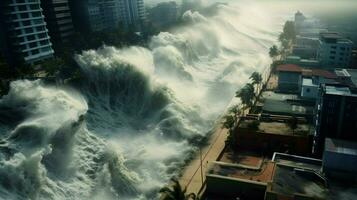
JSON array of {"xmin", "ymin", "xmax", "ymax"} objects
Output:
[{"xmin": 0, "ymin": 3, "xmax": 280, "ymax": 200}]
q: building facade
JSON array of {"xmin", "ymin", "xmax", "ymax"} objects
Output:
[
  {"xmin": 70, "ymin": 0, "xmax": 145, "ymax": 33},
  {"xmin": 318, "ymin": 32, "xmax": 353, "ymax": 68},
  {"xmin": 276, "ymin": 64, "xmax": 302, "ymax": 93},
  {"xmin": 41, "ymin": 0, "xmax": 74, "ymax": 54},
  {"xmin": 313, "ymin": 84, "xmax": 357, "ymax": 156},
  {"xmin": 0, "ymin": 0, "xmax": 54, "ymax": 65},
  {"xmin": 120, "ymin": 0, "xmax": 145, "ymax": 30}
]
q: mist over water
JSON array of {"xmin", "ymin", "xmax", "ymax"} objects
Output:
[{"xmin": 0, "ymin": 2, "xmax": 280, "ymax": 200}]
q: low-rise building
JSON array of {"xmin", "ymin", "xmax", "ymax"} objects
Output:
[
  {"xmin": 318, "ymin": 32, "xmax": 353, "ymax": 68},
  {"xmin": 276, "ymin": 64, "xmax": 302, "ymax": 93}
]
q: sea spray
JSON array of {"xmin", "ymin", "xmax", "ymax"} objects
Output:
[{"xmin": 0, "ymin": 2, "xmax": 280, "ymax": 199}]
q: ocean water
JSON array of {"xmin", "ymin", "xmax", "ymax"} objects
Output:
[{"xmin": 0, "ymin": 2, "xmax": 280, "ymax": 200}]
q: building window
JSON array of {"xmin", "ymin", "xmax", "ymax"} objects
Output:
[
  {"xmin": 329, "ymin": 56, "xmax": 335, "ymax": 60},
  {"xmin": 340, "ymin": 47, "xmax": 346, "ymax": 51},
  {"xmin": 306, "ymin": 88, "xmax": 311, "ymax": 93},
  {"xmin": 330, "ymin": 51, "xmax": 336, "ymax": 54},
  {"xmin": 25, "ymin": 28, "xmax": 33, "ymax": 34},
  {"xmin": 20, "ymin": 13, "xmax": 29, "ymax": 18}
]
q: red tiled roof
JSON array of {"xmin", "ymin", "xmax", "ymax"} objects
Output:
[
  {"xmin": 276, "ymin": 64, "xmax": 302, "ymax": 73},
  {"xmin": 311, "ymin": 69, "xmax": 337, "ymax": 79},
  {"xmin": 302, "ymin": 69, "xmax": 337, "ymax": 79}
]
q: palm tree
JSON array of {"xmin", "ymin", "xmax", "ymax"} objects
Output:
[
  {"xmin": 269, "ymin": 45, "xmax": 279, "ymax": 60},
  {"xmin": 236, "ymin": 83, "xmax": 255, "ymax": 112},
  {"xmin": 249, "ymin": 72, "xmax": 263, "ymax": 97},
  {"xmin": 159, "ymin": 178, "xmax": 198, "ymax": 200}
]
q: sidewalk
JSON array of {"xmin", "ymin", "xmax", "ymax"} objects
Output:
[{"xmin": 179, "ymin": 122, "xmax": 229, "ymax": 195}]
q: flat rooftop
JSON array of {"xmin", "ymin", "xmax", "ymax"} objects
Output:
[
  {"xmin": 207, "ymin": 161, "xmax": 275, "ymax": 183},
  {"xmin": 324, "ymin": 84, "xmax": 357, "ymax": 96},
  {"xmin": 239, "ymin": 120, "xmax": 310, "ymax": 136},
  {"xmin": 262, "ymin": 91, "xmax": 314, "ymax": 116},
  {"xmin": 270, "ymin": 152, "xmax": 357, "ymax": 200}
]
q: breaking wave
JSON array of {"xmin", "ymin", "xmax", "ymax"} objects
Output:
[{"xmin": 0, "ymin": 3, "xmax": 279, "ymax": 200}]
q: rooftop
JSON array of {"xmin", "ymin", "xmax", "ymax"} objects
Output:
[
  {"xmin": 270, "ymin": 153, "xmax": 357, "ymax": 200},
  {"xmin": 239, "ymin": 119, "xmax": 310, "ymax": 136},
  {"xmin": 276, "ymin": 64, "xmax": 302, "ymax": 73},
  {"xmin": 323, "ymin": 84, "xmax": 357, "ymax": 96},
  {"xmin": 207, "ymin": 161, "xmax": 275, "ymax": 183},
  {"xmin": 320, "ymin": 32, "xmax": 353, "ymax": 44},
  {"xmin": 262, "ymin": 91, "xmax": 314, "ymax": 116}
]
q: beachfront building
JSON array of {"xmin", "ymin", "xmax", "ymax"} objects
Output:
[
  {"xmin": 120, "ymin": 0, "xmax": 145, "ymax": 30},
  {"xmin": 276, "ymin": 64, "xmax": 302, "ymax": 93},
  {"xmin": 318, "ymin": 32, "xmax": 353, "ymax": 68},
  {"xmin": 70, "ymin": 0, "xmax": 145, "ymax": 33},
  {"xmin": 41, "ymin": 0, "xmax": 74, "ymax": 54},
  {"xmin": 70, "ymin": 0, "xmax": 122, "ymax": 32},
  {"xmin": 0, "ymin": 0, "xmax": 54, "ymax": 65},
  {"xmin": 313, "ymin": 83, "xmax": 357, "ymax": 156}
]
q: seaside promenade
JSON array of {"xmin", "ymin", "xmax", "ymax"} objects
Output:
[
  {"xmin": 179, "ymin": 122, "xmax": 229, "ymax": 195},
  {"xmin": 178, "ymin": 65, "xmax": 272, "ymax": 196}
]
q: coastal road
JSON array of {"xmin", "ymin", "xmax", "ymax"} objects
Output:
[{"xmin": 179, "ymin": 123, "xmax": 229, "ymax": 195}]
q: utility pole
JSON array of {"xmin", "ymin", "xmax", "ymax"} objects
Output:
[{"xmin": 199, "ymin": 147, "xmax": 204, "ymax": 185}]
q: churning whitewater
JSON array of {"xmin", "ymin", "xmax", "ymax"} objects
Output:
[{"xmin": 0, "ymin": 3, "xmax": 280, "ymax": 200}]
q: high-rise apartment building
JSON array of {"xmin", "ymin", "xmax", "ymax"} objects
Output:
[
  {"xmin": 71, "ymin": 0, "xmax": 123, "ymax": 32},
  {"xmin": 318, "ymin": 32, "xmax": 353, "ymax": 68},
  {"xmin": 313, "ymin": 83, "xmax": 357, "ymax": 156},
  {"xmin": 70, "ymin": 0, "xmax": 145, "ymax": 33},
  {"xmin": 120, "ymin": 0, "xmax": 145, "ymax": 29},
  {"xmin": 0, "ymin": 0, "xmax": 54, "ymax": 65},
  {"xmin": 41, "ymin": 0, "xmax": 74, "ymax": 53}
]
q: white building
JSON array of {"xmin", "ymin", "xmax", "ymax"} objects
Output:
[
  {"xmin": 318, "ymin": 32, "xmax": 353, "ymax": 68},
  {"xmin": 1, "ymin": 0, "xmax": 54, "ymax": 64}
]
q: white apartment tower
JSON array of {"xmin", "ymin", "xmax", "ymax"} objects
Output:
[{"xmin": 318, "ymin": 32, "xmax": 353, "ymax": 68}]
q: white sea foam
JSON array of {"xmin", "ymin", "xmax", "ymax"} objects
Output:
[{"xmin": 0, "ymin": 2, "xmax": 280, "ymax": 200}]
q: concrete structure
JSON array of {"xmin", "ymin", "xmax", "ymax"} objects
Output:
[
  {"xmin": 301, "ymin": 78, "xmax": 318, "ymax": 99},
  {"xmin": 71, "ymin": 0, "xmax": 122, "ymax": 32},
  {"xmin": 70, "ymin": 0, "xmax": 145, "ymax": 32},
  {"xmin": 292, "ymin": 45, "xmax": 317, "ymax": 59},
  {"xmin": 234, "ymin": 118, "xmax": 312, "ymax": 156},
  {"xmin": 335, "ymin": 68, "xmax": 357, "ymax": 88},
  {"xmin": 41, "ymin": 0, "xmax": 74, "ymax": 54},
  {"xmin": 206, "ymin": 161, "xmax": 274, "ymax": 199},
  {"xmin": 285, "ymin": 56, "xmax": 320, "ymax": 68},
  {"xmin": 276, "ymin": 64, "xmax": 302, "ymax": 93},
  {"xmin": 266, "ymin": 152, "xmax": 357, "ymax": 200},
  {"xmin": 0, "ymin": 0, "xmax": 54, "ymax": 65},
  {"xmin": 313, "ymin": 83, "xmax": 357, "ymax": 156},
  {"xmin": 318, "ymin": 32, "xmax": 353, "ymax": 68},
  {"xmin": 121, "ymin": 0, "xmax": 145, "ymax": 30},
  {"xmin": 323, "ymin": 138, "xmax": 357, "ymax": 180}
]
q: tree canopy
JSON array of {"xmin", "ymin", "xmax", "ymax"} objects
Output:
[
  {"xmin": 269, "ymin": 45, "xmax": 279, "ymax": 58},
  {"xmin": 236, "ymin": 83, "xmax": 255, "ymax": 108},
  {"xmin": 159, "ymin": 178, "xmax": 197, "ymax": 200}
]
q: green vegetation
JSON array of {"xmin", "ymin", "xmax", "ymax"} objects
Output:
[
  {"xmin": 159, "ymin": 178, "xmax": 198, "ymax": 200},
  {"xmin": 236, "ymin": 83, "xmax": 255, "ymax": 109},
  {"xmin": 269, "ymin": 45, "xmax": 279, "ymax": 60},
  {"xmin": 222, "ymin": 105, "xmax": 241, "ymax": 150},
  {"xmin": 249, "ymin": 72, "xmax": 263, "ymax": 97}
]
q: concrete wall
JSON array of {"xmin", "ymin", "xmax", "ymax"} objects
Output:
[
  {"xmin": 206, "ymin": 174, "xmax": 267, "ymax": 199},
  {"xmin": 278, "ymin": 72, "xmax": 301, "ymax": 93},
  {"xmin": 235, "ymin": 128, "xmax": 312, "ymax": 156}
]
